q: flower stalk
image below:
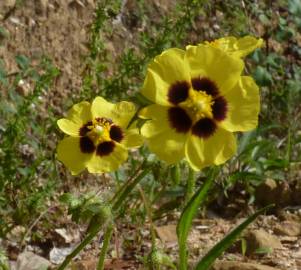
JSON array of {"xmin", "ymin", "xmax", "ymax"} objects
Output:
[
  {"xmin": 97, "ymin": 225, "xmax": 114, "ymax": 270},
  {"xmin": 56, "ymin": 163, "xmax": 151, "ymax": 270}
]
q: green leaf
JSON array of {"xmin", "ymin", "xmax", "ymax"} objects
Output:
[
  {"xmin": 112, "ymin": 164, "xmax": 151, "ymax": 211},
  {"xmin": 0, "ymin": 60, "xmax": 8, "ymax": 86},
  {"xmin": 288, "ymin": 0, "xmax": 301, "ymax": 15},
  {"xmin": 241, "ymin": 238, "xmax": 247, "ymax": 256},
  {"xmin": 238, "ymin": 130, "xmax": 256, "ymax": 155},
  {"xmin": 253, "ymin": 66, "xmax": 272, "ymax": 86},
  {"xmin": 194, "ymin": 204, "xmax": 274, "ymax": 270},
  {"xmin": 0, "ymin": 26, "xmax": 9, "ymax": 39},
  {"xmin": 255, "ymin": 247, "xmax": 273, "ymax": 255},
  {"xmin": 15, "ymin": 55, "xmax": 30, "ymax": 70},
  {"xmin": 177, "ymin": 167, "xmax": 219, "ymax": 270}
]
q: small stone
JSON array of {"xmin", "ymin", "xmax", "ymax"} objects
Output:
[
  {"xmin": 16, "ymin": 251, "xmax": 50, "ymax": 270},
  {"xmin": 16, "ymin": 80, "xmax": 32, "ymax": 96},
  {"xmin": 155, "ymin": 225, "xmax": 177, "ymax": 243},
  {"xmin": 7, "ymin": 226, "xmax": 26, "ymax": 242},
  {"xmin": 54, "ymin": 228, "xmax": 80, "ymax": 244},
  {"xmin": 245, "ymin": 229, "xmax": 283, "ymax": 255},
  {"xmin": 279, "ymin": 236, "xmax": 298, "ymax": 243},
  {"xmin": 255, "ymin": 179, "xmax": 292, "ymax": 206},
  {"xmin": 0, "ymin": 0, "xmax": 16, "ymax": 16},
  {"xmin": 274, "ymin": 221, "xmax": 301, "ymax": 236},
  {"xmin": 35, "ymin": 0, "xmax": 48, "ymax": 15},
  {"xmin": 49, "ymin": 246, "xmax": 75, "ymax": 265},
  {"xmin": 71, "ymin": 258, "xmax": 97, "ymax": 270},
  {"xmin": 255, "ymin": 179, "xmax": 277, "ymax": 206}
]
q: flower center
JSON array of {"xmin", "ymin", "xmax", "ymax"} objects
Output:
[
  {"xmin": 181, "ymin": 89, "xmax": 214, "ymax": 121},
  {"xmin": 87, "ymin": 118, "xmax": 112, "ymax": 143}
]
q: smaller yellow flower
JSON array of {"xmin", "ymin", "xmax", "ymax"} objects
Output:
[
  {"xmin": 204, "ymin": 36, "xmax": 263, "ymax": 58},
  {"xmin": 57, "ymin": 97, "xmax": 142, "ymax": 175}
]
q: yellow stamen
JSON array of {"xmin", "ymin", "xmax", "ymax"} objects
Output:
[
  {"xmin": 181, "ymin": 89, "xmax": 213, "ymax": 121},
  {"xmin": 87, "ymin": 118, "xmax": 112, "ymax": 143}
]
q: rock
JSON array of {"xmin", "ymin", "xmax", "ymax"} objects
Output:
[
  {"xmin": 16, "ymin": 80, "xmax": 32, "ymax": 96},
  {"xmin": 49, "ymin": 246, "xmax": 75, "ymax": 265},
  {"xmin": 274, "ymin": 221, "xmax": 301, "ymax": 236},
  {"xmin": 7, "ymin": 226, "xmax": 26, "ymax": 242},
  {"xmin": 292, "ymin": 183, "xmax": 301, "ymax": 204},
  {"xmin": 255, "ymin": 179, "xmax": 277, "ymax": 206},
  {"xmin": 245, "ymin": 229, "xmax": 283, "ymax": 255},
  {"xmin": 35, "ymin": 0, "xmax": 48, "ymax": 15},
  {"xmin": 0, "ymin": 0, "xmax": 16, "ymax": 16},
  {"xmin": 279, "ymin": 235, "xmax": 298, "ymax": 243},
  {"xmin": 255, "ymin": 179, "xmax": 292, "ymax": 206},
  {"xmin": 54, "ymin": 228, "xmax": 80, "ymax": 245},
  {"xmin": 71, "ymin": 258, "xmax": 97, "ymax": 270},
  {"xmin": 155, "ymin": 225, "xmax": 177, "ymax": 243},
  {"xmin": 16, "ymin": 251, "xmax": 50, "ymax": 270},
  {"xmin": 212, "ymin": 261, "xmax": 281, "ymax": 270},
  {"xmin": 278, "ymin": 210, "xmax": 300, "ymax": 222}
]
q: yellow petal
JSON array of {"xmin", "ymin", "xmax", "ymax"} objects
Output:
[
  {"xmin": 87, "ymin": 143, "xmax": 128, "ymax": 173},
  {"xmin": 185, "ymin": 128, "xmax": 237, "ymax": 171},
  {"xmin": 185, "ymin": 45, "xmax": 244, "ymax": 94},
  {"xmin": 67, "ymin": 101, "xmax": 92, "ymax": 125},
  {"xmin": 221, "ymin": 76, "xmax": 260, "ymax": 132},
  {"xmin": 91, "ymin": 97, "xmax": 136, "ymax": 128},
  {"xmin": 139, "ymin": 104, "xmax": 171, "ymax": 137},
  {"xmin": 57, "ymin": 118, "xmax": 81, "ymax": 136},
  {"xmin": 206, "ymin": 36, "xmax": 263, "ymax": 58},
  {"xmin": 141, "ymin": 48, "xmax": 190, "ymax": 105},
  {"xmin": 112, "ymin": 101, "xmax": 137, "ymax": 128},
  {"xmin": 140, "ymin": 105, "xmax": 187, "ymax": 164},
  {"xmin": 231, "ymin": 36, "xmax": 264, "ymax": 58},
  {"xmin": 57, "ymin": 137, "xmax": 92, "ymax": 175},
  {"xmin": 145, "ymin": 130, "xmax": 186, "ymax": 164},
  {"xmin": 91, "ymin": 96, "xmax": 115, "ymax": 120},
  {"xmin": 123, "ymin": 128, "xmax": 144, "ymax": 148},
  {"xmin": 205, "ymin": 36, "xmax": 237, "ymax": 52}
]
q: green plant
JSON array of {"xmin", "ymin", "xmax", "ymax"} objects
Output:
[{"xmin": 0, "ymin": 56, "xmax": 59, "ymax": 236}]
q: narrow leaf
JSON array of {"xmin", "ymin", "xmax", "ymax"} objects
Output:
[
  {"xmin": 177, "ymin": 168, "xmax": 219, "ymax": 270},
  {"xmin": 194, "ymin": 204, "xmax": 274, "ymax": 270},
  {"xmin": 112, "ymin": 166, "xmax": 151, "ymax": 211}
]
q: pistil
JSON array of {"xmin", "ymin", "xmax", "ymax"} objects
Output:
[{"xmin": 181, "ymin": 89, "xmax": 214, "ymax": 121}]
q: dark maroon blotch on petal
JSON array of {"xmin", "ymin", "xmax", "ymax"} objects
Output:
[
  {"xmin": 79, "ymin": 121, "xmax": 93, "ymax": 136},
  {"xmin": 168, "ymin": 107, "xmax": 192, "ymax": 133},
  {"xmin": 79, "ymin": 136, "xmax": 95, "ymax": 153},
  {"xmin": 168, "ymin": 81, "xmax": 190, "ymax": 105},
  {"xmin": 110, "ymin": 125, "xmax": 124, "ymax": 142},
  {"xmin": 191, "ymin": 77, "xmax": 219, "ymax": 97},
  {"xmin": 96, "ymin": 141, "xmax": 115, "ymax": 156},
  {"xmin": 212, "ymin": 96, "xmax": 228, "ymax": 121},
  {"xmin": 192, "ymin": 118, "xmax": 216, "ymax": 138}
]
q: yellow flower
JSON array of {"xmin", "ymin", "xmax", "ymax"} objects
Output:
[
  {"xmin": 139, "ymin": 45, "xmax": 260, "ymax": 170},
  {"xmin": 57, "ymin": 97, "xmax": 142, "ymax": 175},
  {"xmin": 205, "ymin": 36, "xmax": 263, "ymax": 58}
]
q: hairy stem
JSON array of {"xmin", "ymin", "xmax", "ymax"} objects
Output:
[{"xmin": 97, "ymin": 225, "xmax": 114, "ymax": 270}]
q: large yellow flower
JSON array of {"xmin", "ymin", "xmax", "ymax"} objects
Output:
[
  {"xmin": 57, "ymin": 97, "xmax": 142, "ymax": 175},
  {"xmin": 205, "ymin": 35, "xmax": 263, "ymax": 58},
  {"xmin": 139, "ymin": 44, "xmax": 260, "ymax": 170}
]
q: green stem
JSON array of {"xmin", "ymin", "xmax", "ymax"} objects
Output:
[
  {"xmin": 57, "ymin": 225, "xmax": 101, "ymax": 270},
  {"xmin": 184, "ymin": 168, "xmax": 195, "ymax": 206},
  {"xmin": 110, "ymin": 160, "xmax": 147, "ymax": 205},
  {"xmin": 97, "ymin": 225, "xmax": 114, "ymax": 270},
  {"xmin": 138, "ymin": 185, "xmax": 156, "ymax": 247},
  {"xmin": 112, "ymin": 166, "xmax": 151, "ymax": 211},
  {"xmin": 56, "ymin": 164, "xmax": 151, "ymax": 270}
]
